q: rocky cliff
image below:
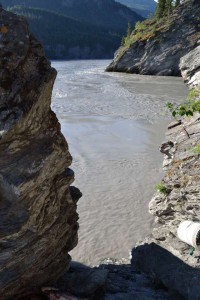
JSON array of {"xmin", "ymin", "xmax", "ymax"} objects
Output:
[
  {"xmin": 106, "ymin": 0, "xmax": 200, "ymax": 76},
  {"xmin": 131, "ymin": 46, "xmax": 200, "ymax": 299},
  {"xmin": 0, "ymin": 8, "xmax": 81, "ymax": 299}
]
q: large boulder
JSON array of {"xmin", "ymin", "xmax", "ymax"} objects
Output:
[
  {"xmin": 0, "ymin": 8, "xmax": 81, "ymax": 299},
  {"xmin": 180, "ymin": 45, "xmax": 200, "ymax": 87}
]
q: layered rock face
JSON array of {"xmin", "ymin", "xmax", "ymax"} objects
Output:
[
  {"xmin": 132, "ymin": 115, "xmax": 200, "ymax": 298},
  {"xmin": 131, "ymin": 47, "xmax": 200, "ymax": 299},
  {"xmin": 0, "ymin": 9, "xmax": 81, "ymax": 299},
  {"xmin": 106, "ymin": 0, "xmax": 200, "ymax": 76}
]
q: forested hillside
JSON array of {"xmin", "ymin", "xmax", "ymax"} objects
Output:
[
  {"xmin": 2, "ymin": 0, "xmax": 144, "ymax": 59},
  {"xmin": 4, "ymin": 0, "xmax": 143, "ymax": 32},
  {"xmin": 7, "ymin": 6, "xmax": 120, "ymax": 59}
]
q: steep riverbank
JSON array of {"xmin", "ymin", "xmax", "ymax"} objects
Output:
[{"xmin": 106, "ymin": 0, "xmax": 200, "ymax": 76}]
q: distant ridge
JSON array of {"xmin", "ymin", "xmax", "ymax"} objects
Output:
[
  {"xmin": 2, "ymin": 0, "xmax": 144, "ymax": 59},
  {"xmin": 116, "ymin": 0, "xmax": 157, "ymax": 17}
]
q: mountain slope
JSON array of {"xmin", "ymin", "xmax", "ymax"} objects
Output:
[
  {"xmin": 7, "ymin": 6, "xmax": 120, "ymax": 59},
  {"xmin": 2, "ymin": 0, "xmax": 144, "ymax": 59},
  {"xmin": 2, "ymin": 0, "xmax": 143, "ymax": 33},
  {"xmin": 117, "ymin": 0, "xmax": 157, "ymax": 17}
]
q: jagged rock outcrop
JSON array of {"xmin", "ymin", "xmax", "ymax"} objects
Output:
[
  {"xmin": 0, "ymin": 8, "xmax": 81, "ymax": 300},
  {"xmin": 106, "ymin": 0, "xmax": 200, "ymax": 76},
  {"xmin": 132, "ymin": 114, "xmax": 200, "ymax": 299},
  {"xmin": 180, "ymin": 45, "xmax": 200, "ymax": 87},
  {"xmin": 131, "ymin": 47, "xmax": 200, "ymax": 299}
]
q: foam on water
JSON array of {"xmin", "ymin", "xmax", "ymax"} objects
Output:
[{"xmin": 52, "ymin": 60, "xmax": 188, "ymax": 265}]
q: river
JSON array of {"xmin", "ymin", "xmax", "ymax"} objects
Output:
[{"xmin": 52, "ymin": 60, "xmax": 187, "ymax": 266}]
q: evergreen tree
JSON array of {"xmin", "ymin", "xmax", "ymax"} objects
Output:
[
  {"xmin": 155, "ymin": 0, "xmax": 166, "ymax": 19},
  {"xmin": 121, "ymin": 36, "xmax": 125, "ymax": 46},
  {"xmin": 165, "ymin": 0, "xmax": 173, "ymax": 16},
  {"xmin": 127, "ymin": 20, "xmax": 132, "ymax": 38}
]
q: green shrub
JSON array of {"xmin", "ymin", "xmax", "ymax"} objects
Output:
[
  {"xmin": 167, "ymin": 87, "xmax": 200, "ymax": 118},
  {"xmin": 155, "ymin": 182, "xmax": 169, "ymax": 195}
]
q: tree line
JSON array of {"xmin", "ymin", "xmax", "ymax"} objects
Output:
[{"xmin": 156, "ymin": 0, "xmax": 181, "ymax": 18}]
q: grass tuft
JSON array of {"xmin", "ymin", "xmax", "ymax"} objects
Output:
[
  {"xmin": 155, "ymin": 182, "xmax": 169, "ymax": 195},
  {"xmin": 191, "ymin": 145, "xmax": 200, "ymax": 155}
]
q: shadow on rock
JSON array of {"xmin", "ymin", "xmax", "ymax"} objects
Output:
[
  {"xmin": 54, "ymin": 259, "xmax": 183, "ymax": 300},
  {"xmin": 16, "ymin": 254, "xmax": 187, "ymax": 300},
  {"xmin": 132, "ymin": 242, "xmax": 200, "ymax": 300}
]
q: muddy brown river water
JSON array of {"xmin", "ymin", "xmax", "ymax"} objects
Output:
[{"xmin": 52, "ymin": 60, "xmax": 188, "ymax": 266}]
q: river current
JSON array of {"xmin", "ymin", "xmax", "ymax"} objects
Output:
[{"xmin": 52, "ymin": 60, "xmax": 187, "ymax": 266}]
